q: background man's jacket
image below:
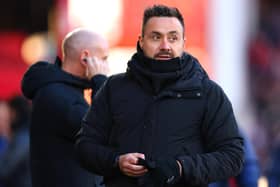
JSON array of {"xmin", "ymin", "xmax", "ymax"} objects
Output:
[{"xmin": 21, "ymin": 58, "xmax": 106, "ymax": 187}]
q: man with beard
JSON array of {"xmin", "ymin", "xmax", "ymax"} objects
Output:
[
  {"xmin": 76, "ymin": 5, "xmax": 244, "ymax": 187},
  {"xmin": 21, "ymin": 28, "xmax": 109, "ymax": 187}
]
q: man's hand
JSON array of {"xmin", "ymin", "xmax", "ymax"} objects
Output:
[
  {"xmin": 118, "ymin": 153, "xmax": 148, "ymax": 177},
  {"xmin": 149, "ymin": 157, "xmax": 182, "ymax": 186},
  {"xmin": 85, "ymin": 56, "xmax": 109, "ymax": 79}
]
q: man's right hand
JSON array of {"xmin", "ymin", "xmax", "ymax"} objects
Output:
[
  {"xmin": 86, "ymin": 56, "xmax": 109, "ymax": 80},
  {"xmin": 118, "ymin": 153, "xmax": 148, "ymax": 177}
]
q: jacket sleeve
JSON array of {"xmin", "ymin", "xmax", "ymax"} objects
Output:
[
  {"xmin": 75, "ymin": 78, "xmax": 119, "ymax": 176},
  {"xmin": 177, "ymin": 80, "xmax": 244, "ymax": 185}
]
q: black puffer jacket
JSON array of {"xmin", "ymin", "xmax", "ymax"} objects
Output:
[
  {"xmin": 21, "ymin": 57, "xmax": 106, "ymax": 187},
  {"xmin": 76, "ymin": 51, "xmax": 244, "ymax": 187}
]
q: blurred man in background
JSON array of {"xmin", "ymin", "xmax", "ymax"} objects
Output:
[
  {"xmin": 0, "ymin": 100, "xmax": 11, "ymax": 187},
  {"xmin": 0, "ymin": 96, "xmax": 32, "ymax": 187},
  {"xmin": 266, "ymin": 144, "xmax": 280, "ymax": 187},
  {"xmin": 21, "ymin": 28, "xmax": 109, "ymax": 187},
  {"xmin": 0, "ymin": 100, "xmax": 10, "ymax": 156}
]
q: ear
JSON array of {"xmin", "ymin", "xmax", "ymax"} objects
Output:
[
  {"xmin": 138, "ymin": 35, "xmax": 144, "ymax": 49},
  {"xmin": 183, "ymin": 37, "xmax": 186, "ymax": 48},
  {"xmin": 80, "ymin": 49, "xmax": 89, "ymax": 67}
]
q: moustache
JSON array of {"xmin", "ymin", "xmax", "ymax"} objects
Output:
[{"xmin": 154, "ymin": 52, "xmax": 174, "ymax": 58}]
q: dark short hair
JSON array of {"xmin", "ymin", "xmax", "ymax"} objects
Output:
[{"xmin": 141, "ymin": 4, "xmax": 185, "ymax": 36}]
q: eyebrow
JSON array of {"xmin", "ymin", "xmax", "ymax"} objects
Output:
[
  {"xmin": 168, "ymin": 31, "xmax": 179, "ymax": 35},
  {"xmin": 150, "ymin": 31, "xmax": 161, "ymax": 35},
  {"xmin": 150, "ymin": 31, "xmax": 179, "ymax": 35}
]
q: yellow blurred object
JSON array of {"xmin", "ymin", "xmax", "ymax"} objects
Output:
[
  {"xmin": 83, "ymin": 89, "xmax": 92, "ymax": 105},
  {"xmin": 21, "ymin": 33, "xmax": 49, "ymax": 65},
  {"xmin": 258, "ymin": 176, "xmax": 268, "ymax": 187}
]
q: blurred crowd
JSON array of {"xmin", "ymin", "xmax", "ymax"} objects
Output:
[
  {"xmin": 249, "ymin": 1, "xmax": 280, "ymax": 186},
  {"xmin": 0, "ymin": 96, "xmax": 31, "ymax": 187}
]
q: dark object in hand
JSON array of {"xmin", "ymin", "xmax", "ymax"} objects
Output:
[
  {"xmin": 137, "ymin": 158, "xmax": 156, "ymax": 169},
  {"xmin": 137, "ymin": 157, "xmax": 181, "ymax": 186}
]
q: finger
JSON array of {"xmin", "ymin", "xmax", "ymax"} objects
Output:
[
  {"xmin": 123, "ymin": 167, "xmax": 148, "ymax": 174},
  {"xmin": 87, "ymin": 57, "xmax": 95, "ymax": 65},
  {"xmin": 121, "ymin": 163, "xmax": 148, "ymax": 175},
  {"xmin": 132, "ymin": 153, "xmax": 145, "ymax": 159},
  {"xmin": 119, "ymin": 153, "xmax": 144, "ymax": 167},
  {"xmin": 126, "ymin": 164, "xmax": 146, "ymax": 171},
  {"xmin": 92, "ymin": 56, "xmax": 100, "ymax": 64},
  {"xmin": 91, "ymin": 56, "xmax": 98, "ymax": 63},
  {"xmin": 120, "ymin": 160, "xmax": 146, "ymax": 171},
  {"xmin": 121, "ymin": 154, "xmax": 138, "ymax": 165},
  {"xmin": 129, "ymin": 153, "xmax": 145, "ymax": 164},
  {"xmin": 122, "ymin": 168, "xmax": 148, "ymax": 176}
]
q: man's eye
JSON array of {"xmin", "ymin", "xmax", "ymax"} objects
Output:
[
  {"xmin": 152, "ymin": 35, "xmax": 160, "ymax": 40},
  {"xmin": 168, "ymin": 36, "xmax": 178, "ymax": 42}
]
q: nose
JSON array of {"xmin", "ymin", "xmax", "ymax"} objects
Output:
[{"xmin": 159, "ymin": 38, "xmax": 171, "ymax": 51}]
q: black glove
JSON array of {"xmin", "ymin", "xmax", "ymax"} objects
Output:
[{"xmin": 138, "ymin": 157, "xmax": 181, "ymax": 186}]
